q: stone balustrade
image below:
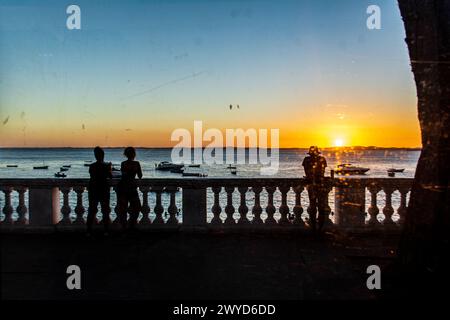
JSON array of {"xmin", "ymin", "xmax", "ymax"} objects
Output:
[{"xmin": 0, "ymin": 178, "xmax": 413, "ymax": 231}]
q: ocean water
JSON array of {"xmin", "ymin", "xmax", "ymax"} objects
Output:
[
  {"xmin": 0, "ymin": 148, "xmax": 419, "ymax": 179},
  {"xmin": 0, "ymin": 148, "xmax": 420, "ymax": 223}
]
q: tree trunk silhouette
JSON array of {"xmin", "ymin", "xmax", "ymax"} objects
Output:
[{"xmin": 397, "ymin": 0, "xmax": 450, "ymax": 292}]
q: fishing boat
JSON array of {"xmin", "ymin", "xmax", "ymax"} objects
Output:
[
  {"xmin": 387, "ymin": 168, "xmax": 405, "ymax": 173},
  {"xmin": 6, "ymin": 165, "xmax": 18, "ymax": 168},
  {"xmin": 334, "ymin": 164, "xmax": 370, "ymax": 175},
  {"xmin": 155, "ymin": 161, "xmax": 184, "ymax": 171},
  {"xmin": 227, "ymin": 164, "xmax": 237, "ymax": 170},
  {"xmin": 54, "ymin": 172, "xmax": 67, "ymax": 178},
  {"xmin": 33, "ymin": 165, "xmax": 49, "ymax": 170}
]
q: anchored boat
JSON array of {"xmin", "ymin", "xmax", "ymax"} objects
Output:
[
  {"xmin": 55, "ymin": 172, "xmax": 67, "ymax": 178},
  {"xmin": 334, "ymin": 164, "xmax": 370, "ymax": 175},
  {"xmin": 387, "ymin": 168, "xmax": 405, "ymax": 173}
]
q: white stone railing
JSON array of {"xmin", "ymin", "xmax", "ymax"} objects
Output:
[{"xmin": 0, "ymin": 178, "xmax": 413, "ymax": 231}]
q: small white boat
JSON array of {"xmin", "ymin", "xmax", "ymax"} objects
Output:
[{"xmin": 335, "ymin": 164, "xmax": 370, "ymax": 175}]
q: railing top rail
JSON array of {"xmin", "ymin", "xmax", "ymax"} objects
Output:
[{"xmin": 0, "ymin": 177, "xmax": 414, "ymax": 189}]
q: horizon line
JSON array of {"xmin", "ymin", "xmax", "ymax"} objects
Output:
[{"xmin": 0, "ymin": 146, "xmax": 422, "ymax": 150}]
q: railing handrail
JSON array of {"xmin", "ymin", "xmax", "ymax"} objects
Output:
[
  {"xmin": 0, "ymin": 177, "xmax": 414, "ymax": 229},
  {"xmin": 0, "ymin": 177, "xmax": 414, "ymax": 189}
]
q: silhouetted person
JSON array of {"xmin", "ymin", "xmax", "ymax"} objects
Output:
[
  {"xmin": 87, "ymin": 146, "xmax": 112, "ymax": 234},
  {"xmin": 117, "ymin": 147, "xmax": 143, "ymax": 230},
  {"xmin": 302, "ymin": 146, "xmax": 330, "ymax": 232}
]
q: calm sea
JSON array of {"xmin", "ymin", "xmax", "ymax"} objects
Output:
[{"xmin": 0, "ymin": 148, "xmax": 419, "ymax": 179}]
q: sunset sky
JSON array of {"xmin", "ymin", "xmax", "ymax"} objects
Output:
[{"xmin": 0, "ymin": 0, "xmax": 420, "ymax": 148}]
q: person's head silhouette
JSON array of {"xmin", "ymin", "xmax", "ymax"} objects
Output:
[
  {"xmin": 307, "ymin": 146, "xmax": 321, "ymax": 156},
  {"xmin": 94, "ymin": 146, "xmax": 105, "ymax": 162},
  {"xmin": 124, "ymin": 147, "xmax": 136, "ymax": 160}
]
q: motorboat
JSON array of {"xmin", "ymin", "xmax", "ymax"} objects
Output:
[
  {"xmin": 387, "ymin": 168, "xmax": 405, "ymax": 173},
  {"xmin": 227, "ymin": 164, "xmax": 237, "ymax": 170},
  {"xmin": 61, "ymin": 165, "xmax": 71, "ymax": 168},
  {"xmin": 155, "ymin": 161, "xmax": 185, "ymax": 171},
  {"xmin": 6, "ymin": 165, "xmax": 18, "ymax": 168},
  {"xmin": 60, "ymin": 167, "xmax": 69, "ymax": 172},
  {"xmin": 335, "ymin": 163, "xmax": 370, "ymax": 175},
  {"xmin": 55, "ymin": 172, "xmax": 67, "ymax": 178},
  {"xmin": 33, "ymin": 165, "xmax": 49, "ymax": 170},
  {"xmin": 188, "ymin": 164, "xmax": 201, "ymax": 168}
]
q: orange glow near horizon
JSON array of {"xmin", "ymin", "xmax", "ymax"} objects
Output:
[{"xmin": 0, "ymin": 111, "xmax": 422, "ymax": 148}]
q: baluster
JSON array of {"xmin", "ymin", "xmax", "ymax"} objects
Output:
[
  {"xmin": 139, "ymin": 186, "xmax": 151, "ymax": 225},
  {"xmin": 237, "ymin": 187, "xmax": 250, "ymax": 224},
  {"xmin": 59, "ymin": 187, "xmax": 72, "ymax": 225},
  {"xmin": 1, "ymin": 187, "xmax": 14, "ymax": 225},
  {"xmin": 73, "ymin": 186, "xmax": 85, "ymax": 224},
  {"xmin": 278, "ymin": 185, "xmax": 291, "ymax": 225},
  {"xmin": 152, "ymin": 187, "xmax": 164, "ymax": 224},
  {"xmin": 251, "ymin": 186, "xmax": 263, "ymax": 225},
  {"xmin": 15, "ymin": 187, "xmax": 28, "ymax": 225},
  {"xmin": 293, "ymin": 185, "xmax": 305, "ymax": 227},
  {"xmin": 166, "ymin": 187, "xmax": 179, "ymax": 225},
  {"xmin": 382, "ymin": 187, "xmax": 395, "ymax": 225},
  {"xmin": 397, "ymin": 187, "xmax": 409, "ymax": 225},
  {"xmin": 367, "ymin": 185, "xmax": 380, "ymax": 226},
  {"xmin": 211, "ymin": 187, "xmax": 222, "ymax": 224},
  {"xmin": 265, "ymin": 186, "xmax": 277, "ymax": 225},
  {"xmin": 113, "ymin": 186, "xmax": 121, "ymax": 224},
  {"xmin": 224, "ymin": 187, "xmax": 235, "ymax": 224}
]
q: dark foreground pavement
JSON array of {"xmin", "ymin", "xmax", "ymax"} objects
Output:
[{"xmin": 0, "ymin": 230, "xmax": 399, "ymax": 300}]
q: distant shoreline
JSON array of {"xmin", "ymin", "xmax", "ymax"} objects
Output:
[{"xmin": 0, "ymin": 146, "xmax": 422, "ymax": 151}]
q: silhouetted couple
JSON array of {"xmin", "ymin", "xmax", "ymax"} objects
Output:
[
  {"xmin": 86, "ymin": 146, "xmax": 142, "ymax": 235},
  {"xmin": 302, "ymin": 146, "xmax": 330, "ymax": 232}
]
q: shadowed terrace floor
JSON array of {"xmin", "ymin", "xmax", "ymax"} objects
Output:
[{"xmin": 0, "ymin": 230, "xmax": 399, "ymax": 300}]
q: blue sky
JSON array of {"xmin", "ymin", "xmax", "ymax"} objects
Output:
[{"xmin": 0, "ymin": 0, "xmax": 419, "ymax": 147}]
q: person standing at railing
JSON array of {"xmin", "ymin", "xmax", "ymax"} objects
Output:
[
  {"xmin": 87, "ymin": 146, "xmax": 112, "ymax": 235},
  {"xmin": 302, "ymin": 146, "xmax": 329, "ymax": 232},
  {"xmin": 117, "ymin": 147, "xmax": 143, "ymax": 231}
]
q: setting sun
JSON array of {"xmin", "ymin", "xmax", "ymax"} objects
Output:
[{"xmin": 334, "ymin": 139, "xmax": 345, "ymax": 147}]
